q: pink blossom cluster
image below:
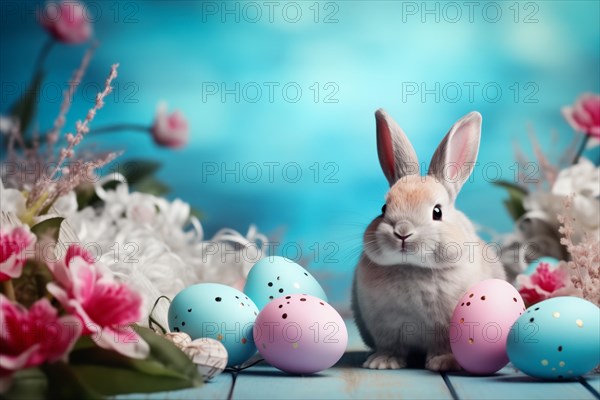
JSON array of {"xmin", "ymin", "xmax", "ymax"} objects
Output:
[
  {"xmin": 38, "ymin": 1, "xmax": 92, "ymax": 44},
  {"xmin": 562, "ymin": 93, "xmax": 600, "ymax": 140},
  {"xmin": 0, "ymin": 227, "xmax": 36, "ymax": 281},
  {"xmin": 0, "ymin": 227, "xmax": 148, "ymax": 381},
  {"xmin": 517, "ymin": 262, "xmax": 578, "ymax": 307}
]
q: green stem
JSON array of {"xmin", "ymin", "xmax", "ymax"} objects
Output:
[
  {"xmin": 32, "ymin": 38, "xmax": 55, "ymax": 80},
  {"xmin": 91, "ymin": 124, "xmax": 150, "ymax": 134},
  {"xmin": 572, "ymin": 134, "xmax": 590, "ymax": 165}
]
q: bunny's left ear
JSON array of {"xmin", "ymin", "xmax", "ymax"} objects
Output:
[{"xmin": 428, "ymin": 112, "xmax": 482, "ymax": 201}]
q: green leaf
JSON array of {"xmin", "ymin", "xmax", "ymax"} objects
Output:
[
  {"xmin": 503, "ymin": 198, "xmax": 527, "ymax": 221},
  {"xmin": 42, "ymin": 362, "xmax": 103, "ymax": 400},
  {"xmin": 492, "ymin": 180, "xmax": 528, "ymax": 221},
  {"xmin": 10, "ymin": 70, "xmax": 44, "ymax": 135},
  {"xmin": 190, "ymin": 207, "xmax": 204, "ymax": 220},
  {"xmin": 491, "ymin": 180, "xmax": 529, "ymax": 196},
  {"xmin": 72, "ymin": 335, "xmax": 97, "ymax": 352},
  {"xmin": 118, "ymin": 160, "xmax": 162, "ymax": 186},
  {"xmin": 135, "ymin": 326, "xmax": 201, "ymax": 382},
  {"xmin": 30, "ymin": 217, "xmax": 64, "ymax": 241},
  {"xmin": 2, "ymin": 368, "xmax": 47, "ymax": 400},
  {"xmin": 71, "ymin": 364, "xmax": 197, "ymax": 396},
  {"xmin": 75, "ymin": 182, "xmax": 97, "ymax": 210},
  {"xmin": 134, "ymin": 176, "xmax": 170, "ymax": 196},
  {"xmin": 70, "ymin": 347, "xmax": 190, "ymax": 381},
  {"xmin": 68, "ymin": 327, "xmax": 202, "ymax": 396}
]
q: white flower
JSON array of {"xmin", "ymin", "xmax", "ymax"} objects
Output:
[
  {"xmin": 60, "ymin": 181, "xmax": 270, "ymax": 327},
  {"xmin": 552, "ymin": 158, "xmax": 600, "ymax": 198},
  {"xmin": 0, "ymin": 180, "xmax": 26, "ymax": 218},
  {"xmin": 52, "ymin": 192, "xmax": 79, "ymax": 215},
  {"xmin": 523, "ymin": 158, "xmax": 600, "ymax": 241},
  {"xmin": 0, "ymin": 115, "xmax": 15, "ymax": 135}
]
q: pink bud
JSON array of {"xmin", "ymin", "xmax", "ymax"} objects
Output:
[
  {"xmin": 150, "ymin": 103, "xmax": 189, "ymax": 148},
  {"xmin": 38, "ymin": 1, "xmax": 92, "ymax": 44},
  {"xmin": 562, "ymin": 93, "xmax": 600, "ymax": 139}
]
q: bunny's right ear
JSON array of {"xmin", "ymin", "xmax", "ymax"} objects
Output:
[{"xmin": 375, "ymin": 109, "xmax": 419, "ymax": 186}]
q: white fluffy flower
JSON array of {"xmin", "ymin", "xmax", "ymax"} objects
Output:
[
  {"xmin": 523, "ymin": 158, "xmax": 600, "ymax": 241},
  {"xmin": 0, "ymin": 115, "xmax": 15, "ymax": 135},
  {"xmin": 0, "ymin": 180, "xmax": 26, "ymax": 218},
  {"xmin": 62, "ymin": 181, "xmax": 269, "ymax": 328}
]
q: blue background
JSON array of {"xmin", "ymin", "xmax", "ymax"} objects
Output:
[{"xmin": 1, "ymin": 1, "xmax": 599, "ymax": 308}]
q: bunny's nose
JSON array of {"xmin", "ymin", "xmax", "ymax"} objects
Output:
[{"xmin": 394, "ymin": 232, "xmax": 413, "ymax": 241}]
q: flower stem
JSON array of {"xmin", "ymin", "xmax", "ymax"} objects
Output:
[
  {"xmin": 33, "ymin": 38, "xmax": 55, "ymax": 79},
  {"xmin": 2, "ymin": 280, "xmax": 16, "ymax": 302},
  {"xmin": 572, "ymin": 134, "xmax": 590, "ymax": 165},
  {"xmin": 91, "ymin": 124, "xmax": 150, "ymax": 134}
]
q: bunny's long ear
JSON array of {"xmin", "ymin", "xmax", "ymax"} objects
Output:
[
  {"xmin": 428, "ymin": 111, "xmax": 482, "ymax": 201},
  {"xmin": 375, "ymin": 109, "xmax": 419, "ymax": 186}
]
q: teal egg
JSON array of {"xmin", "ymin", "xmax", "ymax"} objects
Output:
[
  {"xmin": 243, "ymin": 256, "xmax": 328, "ymax": 310},
  {"xmin": 168, "ymin": 283, "xmax": 258, "ymax": 367},
  {"xmin": 524, "ymin": 257, "xmax": 560, "ymax": 276},
  {"xmin": 507, "ymin": 296, "xmax": 600, "ymax": 379}
]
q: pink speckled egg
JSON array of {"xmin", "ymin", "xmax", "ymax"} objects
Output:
[
  {"xmin": 253, "ymin": 294, "xmax": 348, "ymax": 374},
  {"xmin": 449, "ymin": 279, "xmax": 525, "ymax": 375}
]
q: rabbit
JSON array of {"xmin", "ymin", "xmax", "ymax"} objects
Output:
[{"xmin": 352, "ymin": 109, "xmax": 506, "ymax": 371}]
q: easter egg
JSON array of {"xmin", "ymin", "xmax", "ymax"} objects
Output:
[
  {"xmin": 183, "ymin": 338, "xmax": 228, "ymax": 381},
  {"xmin": 524, "ymin": 257, "xmax": 560, "ymax": 276},
  {"xmin": 507, "ymin": 296, "xmax": 600, "ymax": 379},
  {"xmin": 244, "ymin": 256, "xmax": 328, "ymax": 310},
  {"xmin": 253, "ymin": 294, "xmax": 347, "ymax": 374},
  {"xmin": 450, "ymin": 279, "xmax": 525, "ymax": 375},
  {"xmin": 168, "ymin": 283, "xmax": 258, "ymax": 367},
  {"xmin": 163, "ymin": 332, "xmax": 192, "ymax": 349}
]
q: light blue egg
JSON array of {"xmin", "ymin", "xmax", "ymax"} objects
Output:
[
  {"xmin": 243, "ymin": 256, "xmax": 328, "ymax": 310},
  {"xmin": 524, "ymin": 257, "xmax": 560, "ymax": 276},
  {"xmin": 168, "ymin": 283, "xmax": 258, "ymax": 367},
  {"xmin": 507, "ymin": 296, "xmax": 600, "ymax": 379}
]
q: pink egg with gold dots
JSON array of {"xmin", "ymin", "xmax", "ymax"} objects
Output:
[
  {"xmin": 450, "ymin": 279, "xmax": 525, "ymax": 375},
  {"xmin": 253, "ymin": 294, "xmax": 347, "ymax": 374}
]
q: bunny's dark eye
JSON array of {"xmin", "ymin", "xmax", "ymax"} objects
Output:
[
  {"xmin": 381, "ymin": 204, "xmax": 387, "ymax": 216},
  {"xmin": 433, "ymin": 205, "xmax": 442, "ymax": 221}
]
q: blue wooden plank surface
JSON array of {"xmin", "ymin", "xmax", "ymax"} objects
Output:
[
  {"xmin": 114, "ymin": 372, "xmax": 234, "ymax": 400},
  {"xmin": 232, "ymin": 360, "xmax": 454, "ymax": 400},
  {"xmin": 114, "ymin": 319, "xmax": 599, "ymax": 399},
  {"xmin": 584, "ymin": 374, "xmax": 600, "ymax": 397},
  {"xmin": 446, "ymin": 366, "xmax": 599, "ymax": 400}
]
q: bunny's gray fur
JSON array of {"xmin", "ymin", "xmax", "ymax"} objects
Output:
[{"xmin": 352, "ymin": 109, "xmax": 506, "ymax": 371}]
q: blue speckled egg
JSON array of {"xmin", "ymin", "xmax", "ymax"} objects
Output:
[
  {"xmin": 168, "ymin": 283, "xmax": 258, "ymax": 367},
  {"xmin": 243, "ymin": 256, "xmax": 328, "ymax": 310},
  {"xmin": 524, "ymin": 257, "xmax": 560, "ymax": 276},
  {"xmin": 507, "ymin": 296, "xmax": 600, "ymax": 379}
]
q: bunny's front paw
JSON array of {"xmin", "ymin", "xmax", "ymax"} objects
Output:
[
  {"xmin": 425, "ymin": 353, "xmax": 461, "ymax": 371},
  {"xmin": 363, "ymin": 352, "xmax": 406, "ymax": 370}
]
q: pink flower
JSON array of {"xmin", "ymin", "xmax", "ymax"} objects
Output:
[
  {"xmin": 0, "ymin": 226, "xmax": 36, "ymax": 282},
  {"xmin": 150, "ymin": 103, "xmax": 189, "ymax": 148},
  {"xmin": 47, "ymin": 245, "xmax": 149, "ymax": 359},
  {"xmin": 517, "ymin": 262, "xmax": 578, "ymax": 307},
  {"xmin": 0, "ymin": 295, "xmax": 81, "ymax": 377},
  {"xmin": 38, "ymin": 1, "xmax": 92, "ymax": 44},
  {"xmin": 562, "ymin": 93, "xmax": 600, "ymax": 139}
]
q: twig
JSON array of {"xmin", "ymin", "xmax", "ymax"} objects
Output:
[
  {"xmin": 572, "ymin": 135, "xmax": 590, "ymax": 165},
  {"xmin": 90, "ymin": 123, "xmax": 149, "ymax": 134}
]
